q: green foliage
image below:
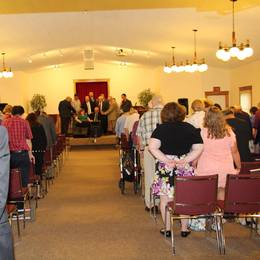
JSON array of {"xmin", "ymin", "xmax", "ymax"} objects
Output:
[
  {"xmin": 30, "ymin": 94, "xmax": 47, "ymax": 112},
  {"xmin": 137, "ymin": 88, "xmax": 154, "ymax": 107}
]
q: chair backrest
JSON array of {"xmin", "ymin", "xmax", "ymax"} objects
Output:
[
  {"xmin": 173, "ymin": 175, "xmax": 218, "ymax": 215},
  {"xmin": 28, "ymin": 162, "xmax": 36, "ymax": 183},
  {"xmin": 240, "ymin": 162, "xmax": 260, "ymax": 174},
  {"xmin": 44, "ymin": 148, "xmax": 52, "ymax": 166},
  {"xmin": 8, "ymin": 168, "xmax": 24, "ymax": 200},
  {"xmin": 224, "ymin": 174, "xmax": 260, "ymax": 214}
]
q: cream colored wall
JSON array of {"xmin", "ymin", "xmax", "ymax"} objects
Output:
[
  {"xmin": 230, "ymin": 60, "xmax": 260, "ymax": 107},
  {"xmin": 26, "ymin": 62, "xmax": 159, "ymax": 114},
  {"xmin": 0, "ymin": 71, "xmax": 28, "ymax": 108},
  {"xmin": 157, "ymin": 66, "xmax": 231, "ymax": 111}
]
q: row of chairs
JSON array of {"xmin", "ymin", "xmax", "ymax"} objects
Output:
[
  {"xmin": 6, "ymin": 134, "xmax": 68, "ymax": 238},
  {"xmin": 166, "ymin": 173, "xmax": 260, "ymax": 255}
]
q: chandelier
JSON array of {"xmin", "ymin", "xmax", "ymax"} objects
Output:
[
  {"xmin": 0, "ymin": 53, "xmax": 13, "ymax": 78},
  {"xmin": 163, "ymin": 29, "xmax": 208, "ymax": 73},
  {"xmin": 216, "ymin": 0, "xmax": 253, "ymax": 61}
]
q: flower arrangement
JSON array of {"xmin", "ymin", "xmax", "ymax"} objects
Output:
[
  {"xmin": 30, "ymin": 94, "xmax": 47, "ymax": 112},
  {"xmin": 137, "ymin": 88, "xmax": 154, "ymax": 107}
]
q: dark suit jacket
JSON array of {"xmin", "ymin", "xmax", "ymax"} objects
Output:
[
  {"xmin": 58, "ymin": 100, "xmax": 76, "ymax": 118},
  {"xmin": 81, "ymin": 102, "xmax": 92, "ymax": 114},
  {"xmin": 89, "ymin": 112, "xmax": 101, "ymax": 122},
  {"xmin": 0, "ymin": 126, "xmax": 10, "ymax": 224},
  {"xmin": 99, "ymin": 100, "xmax": 109, "ymax": 112},
  {"xmin": 90, "ymin": 98, "xmax": 97, "ymax": 111},
  {"xmin": 120, "ymin": 99, "xmax": 132, "ymax": 112}
]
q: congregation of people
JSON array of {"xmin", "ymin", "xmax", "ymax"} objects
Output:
[
  {"xmin": 58, "ymin": 92, "xmax": 132, "ymax": 137},
  {"xmin": 0, "ymin": 91, "xmax": 259, "ymax": 258},
  {"xmin": 115, "ymin": 96, "xmax": 259, "ymax": 238}
]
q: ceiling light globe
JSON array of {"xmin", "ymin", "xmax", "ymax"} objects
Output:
[
  {"xmin": 221, "ymin": 51, "xmax": 231, "ymax": 62},
  {"xmin": 191, "ymin": 63, "xmax": 198, "ymax": 72},
  {"xmin": 3, "ymin": 71, "xmax": 9, "ymax": 78},
  {"xmin": 175, "ymin": 66, "xmax": 181, "ymax": 73},
  {"xmin": 8, "ymin": 71, "xmax": 14, "ymax": 78},
  {"xmin": 163, "ymin": 66, "xmax": 171, "ymax": 73},
  {"xmin": 178, "ymin": 65, "xmax": 185, "ymax": 72},
  {"xmin": 216, "ymin": 49, "xmax": 226, "ymax": 60},
  {"xmin": 229, "ymin": 46, "xmax": 240, "ymax": 57},
  {"xmin": 243, "ymin": 47, "xmax": 253, "ymax": 58},
  {"xmin": 184, "ymin": 65, "xmax": 190, "ymax": 72},
  {"xmin": 237, "ymin": 51, "xmax": 247, "ymax": 60},
  {"xmin": 171, "ymin": 65, "xmax": 177, "ymax": 72},
  {"xmin": 198, "ymin": 64, "xmax": 208, "ymax": 72}
]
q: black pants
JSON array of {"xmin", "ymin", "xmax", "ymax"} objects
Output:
[
  {"xmin": 33, "ymin": 152, "xmax": 44, "ymax": 177},
  {"xmin": 60, "ymin": 117, "xmax": 71, "ymax": 136},
  {"xmin": 10, "ymin": 151, "xmax": 30, "ymax": 187},
  {"xmin": 100, "ymin": 115, "xmax": 108, "ymax": 134}
]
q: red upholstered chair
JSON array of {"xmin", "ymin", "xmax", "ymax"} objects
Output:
[
  {"xmin": 240, "ymin": 161, "xmax": 260, "ymax": 174},
  {"xmin": 42, "ymin": 147, "xmax": 54, "ymax": 192},
  {"xmin": 218, "ymin": 174, "xmax": 260, "ymax": 247},
  {"xmin": 28, "ymin": 162, "xmax": 41, "ymax": 208},
  {"xmin": 167, "ymin": 175, "xmax": 223, "ymax": 255},
  {"xmin": 8, "ymin": 168, "xmax": 31, "ymax": 229}
]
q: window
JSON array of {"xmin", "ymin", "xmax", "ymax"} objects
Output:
[{"xmin": 239, "ymin": 86, "xmax": 252, "ymax": 113}]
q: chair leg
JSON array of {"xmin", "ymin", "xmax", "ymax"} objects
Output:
[
  {"xmin": 219, "ymin": 215, "xmax": 226, "ymax": 254},
  {"xmin": 214, "ymin": 216, "xmax": 221, "ymax": 254},
  {"xmin": 164, "ymin": 205, "xmax": 168, "ymax": 239},
  {"xmin": 16, "ymin": 210, "xmax": 21, "ymax": 237},
  {"xmin": 170, "ymin": 216, "xmax": 176, "ymax": 255}
]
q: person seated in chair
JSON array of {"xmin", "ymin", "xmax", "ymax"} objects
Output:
[
  {"xmin": 89, "ymin": 106, "xmax": 101, "ymax": 122},
  {"xmin": 75, "ymin": 109, "xmax": 93, "ymax": 127}
]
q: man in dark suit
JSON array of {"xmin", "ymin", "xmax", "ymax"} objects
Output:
[
  {"xmin": 58, "ymin": 97, "xmax": 76, "ymax": 136},
  {"xmin": 0, "ymin": 126, "xmax": 14, "ymax": 259},
  {"xmin": 89, "ymin": 92, "xmax": 97, "ymax": 112},
  {"xmin": 98, "ymin": 95, "xmax": 109, "ymax": 134},
  {"xmin": 120, "ymin": 93, "xmax": 132, "ymax": 113},
  {"xmin": 81, "ymin": 96, "xmax": 93, "ymax": 116}
]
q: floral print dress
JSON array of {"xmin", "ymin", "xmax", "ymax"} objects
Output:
[{"xmin": 151, "ymin": 154, "xmax": 194, "ymax": 198}]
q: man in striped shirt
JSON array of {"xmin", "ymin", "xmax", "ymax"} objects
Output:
[{"xmin": 136, "ymin": 96, "xmax": 163, "ymax": 211}]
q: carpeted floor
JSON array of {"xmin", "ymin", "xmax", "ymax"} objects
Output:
[{"xmin": 14, "ymin": 147, "xmax": 260, "ymax": 260}]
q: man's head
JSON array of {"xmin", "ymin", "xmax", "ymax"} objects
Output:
[
  {"xmin": 11, "ymin": 106, "xmax": 25, "ymax": 116},
  {"xmin": 74, "ymin": 94, "xmax": 79, "ymax": 100},
  {"xmin": 222, "ymin": 109, "xmax": 235, "ymax": 119},
  {"xmin": 191, "ymin": 99, "xmax": 204, "ymax": 112},
  {"xmin": 85, "ymin": 96, "xmax": 90, "ymax": 102},
  {"xmin": 98, "ymin": 95, "xmax": 104, "ymax": 102},
  {"xmin": 94, "ymin": 106, "xmax": 100, "ymax": 113},
  {"xmin": 150, "ymin": 95, "xmax": 163, "ymax": 108},
  {"xmin": 66, "ymin": 97, "xmax": 72, "ymax": 102},
  {"xmin": 89, "ymin": 92, "xmax": 94, "ymax": 98},
  {"xmin": 121, "ymin": 94, "xmax": 127, "ymax": 101}
]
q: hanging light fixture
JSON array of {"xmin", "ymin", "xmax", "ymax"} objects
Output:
[
  {"xmin": 163, "ymin": 29, "xmax": 208, "ymax": 74},
  {"xmin": 0, "ymin": 53, "xmax": 13, "ymax": 78},
  {"xmin": 216, "ymin": 0, "xmax": 253, "ymax": 61}
]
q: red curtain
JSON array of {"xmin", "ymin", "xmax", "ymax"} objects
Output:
[{"xmin": 75, "ymin": 81, "xmax": 108, "ymax": 103}]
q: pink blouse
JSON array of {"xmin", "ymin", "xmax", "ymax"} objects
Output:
[{"xmin": 196, "ymin": 128, "xmax": 238, "ymax": 188}]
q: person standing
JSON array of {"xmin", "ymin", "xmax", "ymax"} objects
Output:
[
  {"xmin": 136, "ymin": 96, "xmax": 163, "ymax": 211},
  {"xmin": 120, "ymin": 93, "xmax": 132, "ymax": 113},
  {"xmin": 58, "ymin": 97, "xmax": 76, "ymax": 136},
  {"xmin": 0, "ymin": 126, "xmax": 14, "ymax": 260},
  {"xmin": 102, "ymin": 98, "xmax": 119, "ymax": 134},
  {"xmin": 98, "ymin": 95, "xmax": 109, "ymax": 134},
  {"xmin": 71, "ymin": 94, "xmax": 81, "ymax": 114},
  {"xmin": 186, "ymin": 99, "xmax": 205, "ymax": 129},
  {"xmin": 81, "ymin": 96, "xmax": 93, "ymax": 116},
  {"xmin": 89, "ymin": 91, "xmax": 97, "ymax": 112},
  {"xmin": 2, "ymin": 106, "xmax": 34, "ymax": 188}
]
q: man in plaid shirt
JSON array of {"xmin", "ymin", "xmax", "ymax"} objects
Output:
[
  {"xmin": 2, "ymin": 106, "xmax": 34, "ymax": 188},
  {"xmin": 136, "ymin": 96, "xmax": 163, "ymax": 210}
]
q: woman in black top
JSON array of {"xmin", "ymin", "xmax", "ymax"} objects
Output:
[
  {"xmin": 26, "ymin": 113, "xmax": 47, "ymax": 178},
  {"xmin": 149, "ymin": 102, "xmax": 203, "ymax": 237}
]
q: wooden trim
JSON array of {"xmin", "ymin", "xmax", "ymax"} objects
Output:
[
  {"xmin": 239, "ymin": 85, "xmax": 252, "ymax": 92},
  {"xmin": 73, "ymin": 78, "xmax": 110, "ymax": 96},
  {"xmin": 205, "ymin": 86, "xmax": 229, "ymax": 108}
]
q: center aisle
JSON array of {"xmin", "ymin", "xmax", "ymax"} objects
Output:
[{"xmin": 15, "ymin": 147, "xmax": 173, "ymax": 260}]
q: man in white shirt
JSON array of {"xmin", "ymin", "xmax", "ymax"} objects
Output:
[
  {"xmin": 186, "ymin": 99, "xmax": 205, "ymax": 129},
  {"xmin": 124, "ymin": 108, "xmax": 139, "ymax": 139},
  {"xmin": 136, "ymin": 95, "xmax": 163, "ymax": 211},
  {"xmin": 82, "ymin": 96, "xmax": 92, "ymax": 115},
  {"xmin": 72, "ymin": 94, "xmax": 81, "ymax": 113}
]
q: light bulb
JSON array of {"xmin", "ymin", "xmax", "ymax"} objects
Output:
[
  {"xmin": 216, "ymin": 49, "xmax": 226, "ymax": 60},
  {"xmin": 243, "ymin": 47, "xmax": 253, "ymax": 57},
  {"xmin": 237, "ymin": 50, "xmax": 247, "ymax": 60},
  {"xmin": 184, "ymin": 64, "xmax": 190, "ymax": 72},
  {"xmin": 175, "ymin": 66, "xmax": 181, "ymax": 73},
  {"xmin": 171, "ymin": 65, "xmax": 177, "ymax": 72},
  {"xmin": 198, "ymin": 64, "xmax": 208, "ymax": 72},
  {"xmin": 221, "ymin": 51, "xmax": 231, "ymax": 62},
  {"xmin": 229, "ymin": 46, "xmax": 240, "ymax": 57},
  {"xmin": 8, "ymin": 71, "xmax": 14, "ymax": 78},
  {"xmin": 163, "ymin": 66, "xmax": 171, "ymax": 73},
  {"xmin": 191, "ymin": 63, "xmax": 198, "ymax": 72},
  {"xmin": 178, "ymin": 65, "xmax": 185, "ymax": 72},
  {"xmin": 3, "ymin": 71, "xmax": 9, "ymax": 78}
]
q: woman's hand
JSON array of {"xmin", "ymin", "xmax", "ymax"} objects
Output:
[
  {"xmin": 166, "ymin": 160, "xmax": 176, "ymax": 168},
  {"xmin": 176, "ymin": 159, "xmax": 187, "ymax": 168}
]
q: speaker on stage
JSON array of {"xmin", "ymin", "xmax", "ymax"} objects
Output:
[{"xmin": 178, "ymin": 98, "xmax": 189, "ymax": 115}]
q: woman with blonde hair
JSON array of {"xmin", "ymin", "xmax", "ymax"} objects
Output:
[
  {"xmin": 3, "ymin": 104, "xmax": 13, "ymax": 120},
  {"xmin": 196, "ymin": 106, "xmax": 241, "ymax": 200}
]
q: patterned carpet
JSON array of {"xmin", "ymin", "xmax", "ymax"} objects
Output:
[{"xmin": 14, "ymin": 147, "xmax": 260, "ymax": 260}]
